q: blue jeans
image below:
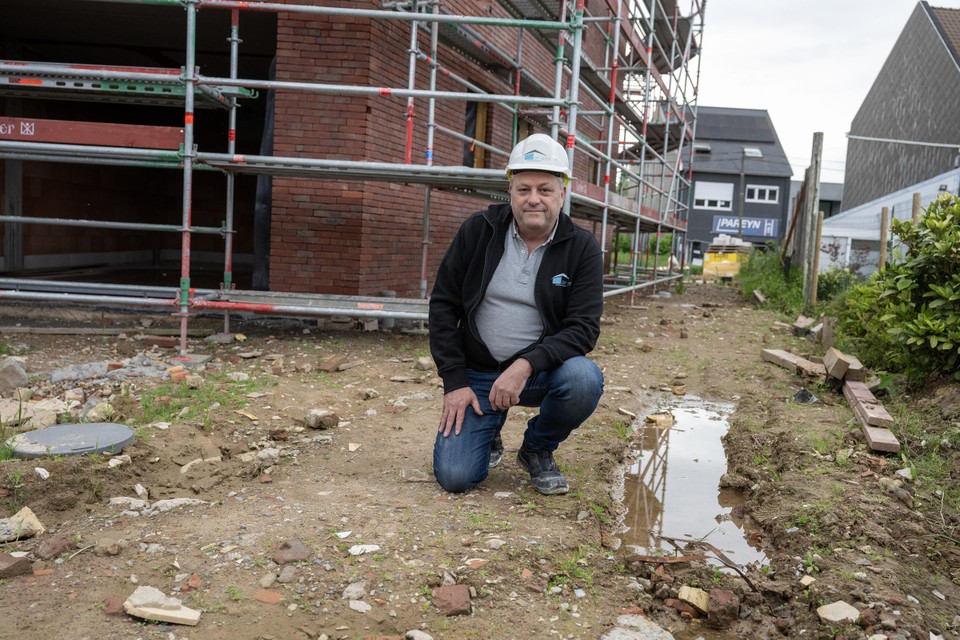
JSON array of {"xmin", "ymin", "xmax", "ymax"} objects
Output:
[{"xmin": 433, "ymin": 356, "xmax": 604, "ymax": 493}]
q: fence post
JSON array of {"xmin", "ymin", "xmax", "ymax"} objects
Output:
[
  {"xmin": 807, "ymin": 211, "xmax": 824, "ymax": 308},
  {"xmin": 801, "ymin": 132, "xmax": 823, "ymax": 308},
  {"xmin": 911, "ymin": 192, "xmax": 921, "ymax": 224},
  {"xmin": 879, "ymin": 206, "xmax": 889, "ymax": 272}
]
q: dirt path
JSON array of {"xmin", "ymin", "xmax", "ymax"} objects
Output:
[{"xmin": 1, "ymin": 283, "xmax": 958, "ymax": 640}]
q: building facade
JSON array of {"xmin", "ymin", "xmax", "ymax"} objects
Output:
[
  {"xmin": 686, "ymin": 106, "xmax": 792, "ymax": 260},
  {"xmin": 842, "ymin": 2, "xmax": 960, "ymax": 211}
]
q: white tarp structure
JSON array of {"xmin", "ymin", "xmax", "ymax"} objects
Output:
[{"xmin": 820, "ymin": 167, "xmax": 960, "ymax": 276}]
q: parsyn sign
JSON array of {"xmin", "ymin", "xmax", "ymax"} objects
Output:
[{"xmin": 711, "ymin": 215, "xmax": 779, "ymax": 239}]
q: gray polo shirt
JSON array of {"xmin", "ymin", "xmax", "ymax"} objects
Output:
[{"xmin": 475, "ymin": 220, "xmax": 556, "ymax": 363}]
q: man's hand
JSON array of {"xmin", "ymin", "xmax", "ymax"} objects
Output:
[
  {"xmin": 439, "ymin": 387, "xmax": 482, "ymax": 437},
  {"xmin": 489, "ymin": 358, "xmax": 532, "ymax": 411}
]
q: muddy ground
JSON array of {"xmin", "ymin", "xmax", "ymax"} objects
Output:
[{"xmin": 0, "ymin": 282, "xmax": 958, "ymax": 640}]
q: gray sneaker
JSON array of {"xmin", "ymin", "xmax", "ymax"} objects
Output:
[
  {"xmin": 516, "ymin": 444, "xmax": 569, "ymax": 495},
  {"xmin": 489, "ymin": 433, "xmax": 504, "ymax": 468}
]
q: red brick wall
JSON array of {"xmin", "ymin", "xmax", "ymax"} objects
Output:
[{"xmin": 269, "ymin": 0, "xmax": 611, "ymax": 297}]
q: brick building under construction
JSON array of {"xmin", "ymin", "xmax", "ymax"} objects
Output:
[{"xmin": 0, "ymin": 0, "xmax": 704, "ymax": 339}]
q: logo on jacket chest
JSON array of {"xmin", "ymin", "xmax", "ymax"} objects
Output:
[{"xmin": 551, "ymin": 273, "xmax": 572, "ymax": 287}]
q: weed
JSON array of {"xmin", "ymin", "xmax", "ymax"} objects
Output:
[
  {"xmin": 135, "ymin": 372, "xmax": 269, "ymax": 428},
  {"xmin": 90, "ymin": 478, "xmax": 103, "ymax": 501},
  {"xmin": 612, "ymin": 419, "xmax": 632, "ymax": 441},
  {"xmin": 7, "ymin": 470, "xmax": 25, "ymax": 507},
  {"xmin": 810, "ymin": 434, "xmax": 834, "ymax": 456},
  {"xmin": 549, "ymin": 545, "xmax": 594, "ymax": 588},
  {"xmin": 710, "ymin": 566, "xmax": 723, "ymax": 585},
  {"xmin": 225, "ymin": 586, "xmax": 245, "ymax": 601},
  {"xmin": 588, "ymin": 500, "xmax": 612, "ymax": 525}
]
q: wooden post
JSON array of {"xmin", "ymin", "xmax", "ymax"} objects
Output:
[
  {"xmin": 807, "ymin": 211, "xmax": 824, "ymax": 307},
  {"xmin": 879, "ymin": 206, "xmax": 889, "ymax": 272},
  {"xmin": 912, "ymin": 192, "xmax": 921, "ymax": 224},
  {"xmin": 802, "ymin": 133, "xmax": 823, "ymax": 309},
  {"xmin": 781, "ymin": 179, "xmax": 806, "ymax": 269}
]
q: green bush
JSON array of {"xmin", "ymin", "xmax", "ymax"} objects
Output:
[
  {"xmin": 833, "ymin": 278, "xmax": 893, "ymax": 370},
  {"xmin": 836, "ymin": 194, "xmax": 960, "ymax": 383},
  {"xmin": 816, "ymin": 267, "xmax": 860, "ymax": 303},
  {"xmin": 737, "ymin": 247, "xmax": 804, "ymax": 315},
  {"xmin": 648, "ymin": 233, "xmax": 673, "ymax": 255}
]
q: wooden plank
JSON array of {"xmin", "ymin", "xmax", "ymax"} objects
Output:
[
  {"xmin": 861, "ymin": 424, "xmax": 901, "ymax": 453},
  {"xmin": 0, "ymin": 117, "xmax": 183, "ymax": 150}
]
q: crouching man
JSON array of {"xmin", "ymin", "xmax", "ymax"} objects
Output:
[{"xmin": 428, "ymin": 133, "xmax": 604, "ymax": 495}]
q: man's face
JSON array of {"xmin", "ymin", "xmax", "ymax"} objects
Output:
[{"xmin": 509, "ymin": 171, "xmax": 565, "ymax": 242}]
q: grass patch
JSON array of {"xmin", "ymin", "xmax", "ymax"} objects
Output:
[
  {"xmin": 133, "ymin": 372, "xmax": 268, "ymax": 428},
  {"xmin": 550, "ymin": 544, "xmax": 594, "ymax": 588}
]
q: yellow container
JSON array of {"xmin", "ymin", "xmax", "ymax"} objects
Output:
[{"xmin": 703, "ymin": 250, "xmax": 746, "ymax": 280}]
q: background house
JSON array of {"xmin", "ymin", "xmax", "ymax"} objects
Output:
[
  {"xmin": 789, "ymin": 180, "xmax": 843, "ymax": 222},
  {"xmin": 686, "ymin": 106, "xmax": 792, "ymax": 264},
  {"xmin": 842, "ymin": 2, "xmax": 960, "ymax": 212}
]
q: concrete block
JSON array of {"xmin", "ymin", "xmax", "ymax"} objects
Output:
[
  {"xmin": 861, "ymin": 425, "xmax": 901, "ymax": 453},
  {"xmin": 796, "ymin": 358, "xmax": 826, "ymax": 378},
  {"xmin": 854, "ymin": 401, "xmax": 895, "ymax": 429},
  {"xmin": 793, "ymin": 315, "xmax": 815, "ymax": 336},
  {"xmin": 761, "ymin": 349, "xmax": 802, "ymax": 371},
  {"xmin": 123, "ymin": 585, "xmax": 201, "ymax": 626},
  {"xmin": 845, "ymin": 355, "xmax": 866, "ymax": 382},
  {"xmin": 823, "ymin": 347, "xmax": 851, "ymax": 380},
  {"xmin": 843, "ymin": 380, "xmax": 877, "ymax": 405}
]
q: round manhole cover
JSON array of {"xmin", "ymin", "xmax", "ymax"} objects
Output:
[{"xmin": 5, "ymin": 422, "xmax": 136, "ymax": 459}]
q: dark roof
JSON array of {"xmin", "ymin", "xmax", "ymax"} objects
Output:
[
  {"xmin": 928, "ymin": 4, "xmax": 960, "ymax": 67},
  {"xmin": 691, "ymin": 106, "xmax": 793, "ymax": 178}
]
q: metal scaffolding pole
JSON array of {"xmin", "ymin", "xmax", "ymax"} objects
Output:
[{"xmin": 0, "ymin": 0, "xmax": 702, "ymax": 334}]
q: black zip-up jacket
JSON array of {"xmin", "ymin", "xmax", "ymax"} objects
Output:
[{"xmin": 429, "ymin": 203, "xmax": 603, "ymax": 394}]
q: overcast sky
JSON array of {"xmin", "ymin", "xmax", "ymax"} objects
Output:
[{"xmin": 696, "ymin": 0, "xmax": 960, "ymax": 185}]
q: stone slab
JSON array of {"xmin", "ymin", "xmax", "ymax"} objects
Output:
[
  {"xmin": 816, "ymin": 600, "xmax": 860, "ymax": 624},
  {"xmin": 796, "ymin": 358, "xmax": 826, "ymax": 378},
  {"xmin": 862, "ymin": 425, "xmax": 901, "ymax": 453},
  {"xmin": 843, "ymin": 380, "xmax": 877, "ymax": 405},
  {"xmin": 761, "ymin": 349, "xmax": 802, "ymax": 371},
  {"xmin": 854, "ymin": 402, "xmax": 895, "ymax": 429}
]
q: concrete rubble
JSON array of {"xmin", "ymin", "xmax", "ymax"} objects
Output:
[
  {"xmin": 122, "ymin": 585, "xmax": 201, "ymax": 626},
  {"xmin": 0, "ymin": 506, "xmax": 45, "ymax": 542}
]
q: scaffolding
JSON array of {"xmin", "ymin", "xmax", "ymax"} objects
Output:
[{"xmin": 0, "ymin": 0, "xmax": 705, "ymax": 355}]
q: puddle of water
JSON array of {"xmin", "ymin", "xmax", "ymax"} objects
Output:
[{"xmin": 621, "ymin": 399, "xmax": 767, "ymax": 570}]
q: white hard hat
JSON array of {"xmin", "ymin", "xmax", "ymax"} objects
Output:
[{"xmin": 506, "ymin": 133, "xmax": 570, "ymax": 179}]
